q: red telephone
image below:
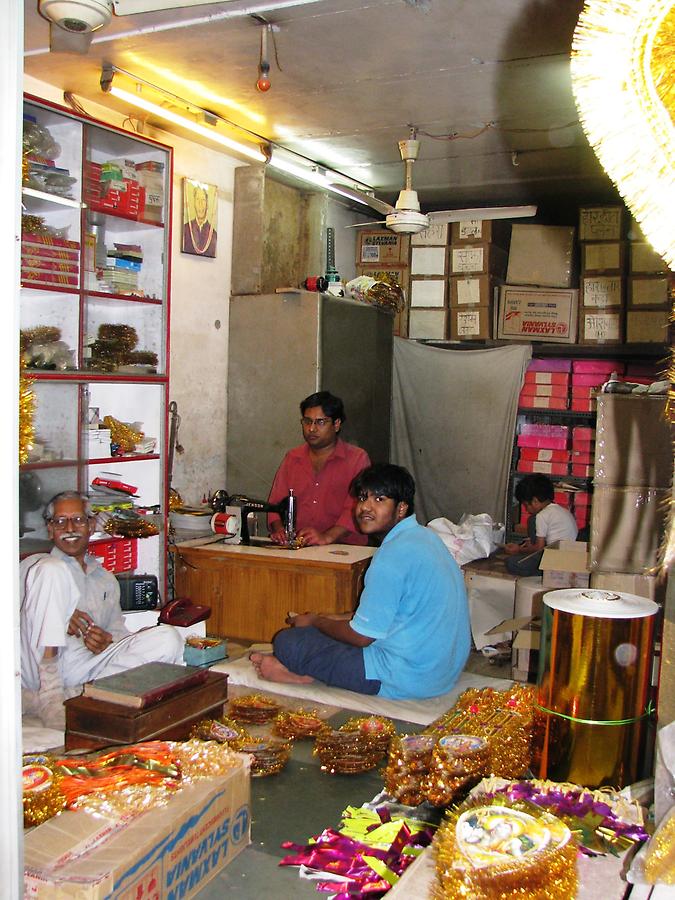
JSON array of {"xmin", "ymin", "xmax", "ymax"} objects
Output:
[{"xmin": 158, "ymin": 598, "xmax": 211, "ymax": 628}]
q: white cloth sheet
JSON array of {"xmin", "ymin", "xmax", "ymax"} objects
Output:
[{"xmin": 211, "ymin": 655, "xmax": 509, "ymax": 726}]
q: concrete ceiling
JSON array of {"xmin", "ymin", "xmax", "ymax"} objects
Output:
[{"xmin": 23, "ymin": 0, "xmax": 620, "ymax": 216}]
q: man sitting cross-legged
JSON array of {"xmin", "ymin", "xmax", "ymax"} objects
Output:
[
  {"xmin": 21, "ymin": 491, "xmax": 184, "ymax": 730},
  {"xmin": 251, "ymin": 464, "xmax": 471, "ymax": 700}
]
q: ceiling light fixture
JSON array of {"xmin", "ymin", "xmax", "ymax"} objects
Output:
[{"xmin": 100, "ymin": 65, "xmax": 375, "ymax": 202}]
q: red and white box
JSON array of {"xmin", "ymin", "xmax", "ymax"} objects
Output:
[
  {"xmin": 517, "ymin": 459, "xmax": 569, "ymax": 475},
  {"xmin": 571, "ymin": 397, "xmax": 596, "ymax": 413},
  {"xmin": 572, "ymin": 451, "xmax": 594, "ymax": 466},
  {"xmin": 524, "ymin": 371, "xmax": 570, "ymax": 386},
  {"xmin": 520, "ymin": 448, "xmax": 571, "ymax": 463},
  {"xmin": 571, "ymin": 385, "xmax": 596, "ymax": 399},
  {"xmin": 554, "ymin": 491, "xmax": 573, "ymax": 507},
  {"xmin": 574, "ymin": 491, "xmax": 592, "ymax": 507},
  {"xmin": 518, "ymin": 434, "xmax": 569, "ymax": 450},
  {"xmin": 572, "ymin": 463, "xmax": 594, "ymax": 478},
  {"xmin": 520, "ymin": 383, "xmax": 570, "ymax": 398},
  {"xmin": 519, "ymin": 393, "xmax": 569, "ymax": 410}
]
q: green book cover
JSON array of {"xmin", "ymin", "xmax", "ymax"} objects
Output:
[{"xmin": 83, "ymin": 662, "xmax": 208, "ymax": 708}]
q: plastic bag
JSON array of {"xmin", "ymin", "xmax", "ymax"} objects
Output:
[{"xmin": 427, "ymin": 513, "xmax": 503, "ymax": 566}]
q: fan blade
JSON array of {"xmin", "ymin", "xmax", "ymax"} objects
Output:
[
  {"xmin": 428, "ymin": 205, "xmax": 537, "ymax": 223},
  {"xmin": 344, "ymin": 220, "xmax": 387, "ymax": 228},
  {"xmin": 50, "ymin": 24, "xmax": 93, "ymax": 54},
  {"xmin": 328, "ymin": 185, "xmax": 395, "ymax": 216}
]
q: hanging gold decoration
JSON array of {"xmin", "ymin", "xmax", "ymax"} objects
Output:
[
  {"xmin": 102, "ymin": 415, "xmax": 144, "ymax": 453},
  {"xmin": 19, "ymin": 357, "xmax": 36, "ymax": 465}
]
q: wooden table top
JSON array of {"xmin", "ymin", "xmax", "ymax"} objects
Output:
[{"xmin": 174, "ymin": 536, "xmax": 376, "ymax": 567}]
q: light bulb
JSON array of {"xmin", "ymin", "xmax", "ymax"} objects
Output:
[{"xmin": 256, "ymin": 74, "xmax": 271, "ymax": 92}]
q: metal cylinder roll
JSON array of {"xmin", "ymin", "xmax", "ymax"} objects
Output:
[{"xmin": 536, "ymin": 588, "xmax": 658, "ymax": 789}]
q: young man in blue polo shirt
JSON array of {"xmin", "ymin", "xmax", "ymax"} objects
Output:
[{"xmin": 250, "ymin": 464, "xmax": 470, "ymax": 700}]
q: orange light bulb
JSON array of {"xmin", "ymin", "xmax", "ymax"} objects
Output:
[{"xmin": 256, "ymin": 75, "xmax": 271, "ymax": 92}]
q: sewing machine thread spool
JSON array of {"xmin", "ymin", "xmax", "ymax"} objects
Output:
[{"xmin": 210, "ymin": 512, "xmax": 238, "ymax": 537}]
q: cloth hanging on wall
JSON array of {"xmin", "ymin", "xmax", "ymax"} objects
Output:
[{"xmin": 391, "ymin": 339, "xmax": 531, "ymax": 526}]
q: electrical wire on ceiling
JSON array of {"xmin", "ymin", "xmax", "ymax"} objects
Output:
[{"xmin": 414, "ymin": 120, "xmax": 580, "ymax": 141}]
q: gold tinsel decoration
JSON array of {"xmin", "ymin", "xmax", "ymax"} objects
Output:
[
  {"xmin": 643, "ymin": 808, "xmax": 675, "ymax": 884},
  {"xmin": 104, "ymin": 516, "xmax": 159, "ymax": 539},
  {"xmin": 425, "ymin": 685, "xmax": 536, "ymax": 779},
  {"xmin": 19, "ymin": 357, "xmax": 36, "ymax": 465},
  {"xmin": 313, "ymin": 724, "xmax": 390, "ymax": 775},
  {"xmin": 383, "ymin": 734, "xmax": 437, "ymax": 806},
  {"xmin": 23, "ymin": 756, "xmax": 66, "ymax": 827},
  {"xmin": 102, "ymin": 415, "xmax": 144, "ymax": 453},
  {"xmin": 433, "ymin": 796, "xmax": 578, "ymax": 900},
  {"xmin": 422, "ymin": 735, "xmax": 491, "ymax": 808},
  {"xmin": 273, "ymin": 708, "xmax": 327, "ymax": 739}
]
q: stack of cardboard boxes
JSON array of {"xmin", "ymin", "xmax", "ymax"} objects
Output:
[
  {"xmin": 407, "ymin": 223, "xmax": 449, "ymax": 339},
  {"xmin": 355, "ymin": 229, "xmax": 411, "ymax": 336},
  {"xmin": 578, "ymin": 205, "xmax": 625, "ymax": 344},
  {"xmin": 627, "ymin": 224, "xmax": 673, "ymax": 344},
  {"xmin": 497, "ymin": 224, "xmax": 578, "ymax": 343}
]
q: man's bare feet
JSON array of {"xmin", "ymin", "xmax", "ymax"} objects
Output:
[{"xmin": 249, "ymin": 651, "xmax": 313, "ymax": 684}]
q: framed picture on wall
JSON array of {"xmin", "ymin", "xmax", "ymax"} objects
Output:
[{"xmin": 182, "ymin": 178, "xmax": 218, "ymax": 258}]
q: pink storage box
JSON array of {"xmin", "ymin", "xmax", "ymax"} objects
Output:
[
  {"xmin": 572, "ymin": 451, "xmax": 594, "ymax": 465},
  {"xmin": 527, "ymin": 358, "xmax": 573, "ymax": 373},
  {"xmin": 574, "ymin": 491, "xmax": 592, "ymax": 506},
  {"xmin": 572, "ymin": 441, "xmax": 595, "ymax": 456},
  {"xmin": 524, "ymin": 372, "xmax": 570, "ymax": 386},
  {"xmin": 517, "ymin": 435, "xmax": 570, "ymax": 450},
  {"xmin": 572, "ymin": 463, "xmax": 594, "ymax": 477},
  {"xmin": 554, "ymin": 491, "xmax": 573, "ymax": 507},
  {"xmin": 571, "ymin": 397, "xmax": 596, "ymax": 412},
  {"xmin": 575, "ymin": 509, "xmax": 591, "ymax": 526},
  {"xmin": 571, "ymin": 386, "xmax": 595, "ymax": 399},
  {"xmin": 520, "ymin": 383, "xmax": 570, "ymax": 398},
  {"xmin": 572, "ymin": 359, "xmax": 625, "ymax": 374},
  {"xmin": 519, "ymin": 394, "xmax": 569, "ymax": 410},
  {"xmin": 571, "ymin": 373, "xmax": 610, "ymax": 387},
  {"xmin": 517, "ymin": 460, "xmax": 569, "ymax": 475},
  {"xmin": 520, "ymin": 448, "xmax": 571, "ymax": 462},
  {"xmin": 625, "ymin": 364, "xmax": 662, "ymax": 378},
  {"xmin": 521, "ymin": 423, "xmax": 570, "ymax": 437},
  {"xmin": 573, "ymin": 426, "xmax": 595, "ymax": 440}
]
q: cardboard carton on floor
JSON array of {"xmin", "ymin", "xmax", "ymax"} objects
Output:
[
  {"xmin": 485, "ymin": 615, "xmax": 541, "ymax": 683},
  {"xmin": 540, "ymin": 540, "xmax": 590, "ymax": 589},
  {"xmin": 24, "ymin": 759, "xmax": 251, "ymax": 899}
]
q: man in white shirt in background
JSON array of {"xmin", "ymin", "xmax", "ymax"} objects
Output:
[{"xmin": 20, "ymin": 491, "xmax": 184, "ymax": 730}]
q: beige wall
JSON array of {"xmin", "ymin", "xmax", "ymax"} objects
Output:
[{"xmin": 24, "ymin": 75, "xmax": 240, "ymax": 505}]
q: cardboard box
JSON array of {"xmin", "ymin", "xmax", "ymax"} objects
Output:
[
  {"xmin": 497, "ymin": 286, "xmax": 579, "ymax": 343},
  {"xmin": 517, "ymin": 459, "xmax": 569, "ymax": 475},
  {"xmin": 518, "ymin": 394, "xmax": 569, "ymax": 411},
  {"xmin": 451, "ymin": 219, "xmax": 511, "ymax": 247},
  {"xmin": 411, "ymin": 246, "xmax": 447, "ymax": 276},
  {"xmin": 411, "ymin": 223, "xmax": 448, "ymax": 246},
  {"xmin": 579, "ymin": 205, "xmax": 624, "ymax": 241},
  {"xmin": 449, "ymin": 243, "xmax": 508, "ymax": 277},
  {"xmin": 628, "ymin": 275, "xmax": 673, "ymax": 308},
  {"xmin": 524, "ymin": 371, "xmax": 570, "ymax": 386},
  {"xmin": 579, "ymin": 309, "xmax": 623, "ymax": 344},
  {"xmin": 594, "ymin": 394, "xmax": 672, "ymax": 487},
  {"xmin": 590, "ymin": 485, "xmax": 670, "ymax": 573},
  {"xmin": 449, "ymin": 274, "xmax": 499, "ymax": 307},
  {"xmin": 630, "ymin": 241, "xmax": 669, "ymax": 274},
  {"xmin": 540, "ymin": 540, "xmax": 590, "ymax": 589},
  {"xmin": 581, "ymin": 242, "xmax": 625, "ymax": 274},
  {"xmin": 408, "ymin": 308, "xmax": 447, "ymax": 340},
  {"xmin": 626, "ymin": 309, "xmax": 671, "ymax": 343},
  {"xmin": 506, "ymin": 225, "xmax": 575, "ymax": 288},
  {"xmin": 410, "ymin": 277, "xmax": 446, "ymax": 308},
  {"xmin": 581, "ymin": 275, "xmax": 624, "ymax": 308},
  {"xmin": 590, "ymin": 571, "xmax": 664, "ymax": 604},
  {"xmin": 448, "ymin": 305, "xmax": 492, "ymax": 341},
  {"xmin": 520, "ymin": 383, "xmax": 569, "ymax": 398},
  {"xmin": 24, "ymin": 763, "xmax": 251, "ymax": 899},
  {"xmin": 357, "ymin": 230, "xmax": 410, "ymax": 265}
]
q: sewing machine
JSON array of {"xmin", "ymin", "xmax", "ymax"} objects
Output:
[{"xmin": 209, "ymin": 491, "xmax": 292, "ymax": 545}]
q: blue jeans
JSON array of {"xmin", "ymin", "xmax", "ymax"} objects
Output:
[
  {"xmin": 273, "ymin": 626, "xmax": 381, "ymax": 695},
  {"xmin": 505, "ymin": 513, "xmax": 544, "ymax": 577}
]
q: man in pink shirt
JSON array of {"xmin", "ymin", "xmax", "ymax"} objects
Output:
[{"xmin": 267, "ymin": 392, "xmax": 370, "ymax": 546}]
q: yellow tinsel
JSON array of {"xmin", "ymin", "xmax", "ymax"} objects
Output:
[
  {"xmin": 19, "ymin": 357, "xmax": 36, "ymax": 465},
  {"xmin": 644, "ymin": 808, "xmax": 675, "ymax": 884},
  {"xmin": 102, "ymin": 415, "xmax": 144, "ymax": 453}
]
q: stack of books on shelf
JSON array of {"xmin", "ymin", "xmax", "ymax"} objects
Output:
[
  {"xmin": 21, "ymin": 229, "xmax": 80, "ymax": 288},
  {"xmin": 95, "ymin": 242, "xmax": 143, "ymax": 295},
  {"xmin": 84, "ymin": 158, "xmax": 143, "ymax": 218}
]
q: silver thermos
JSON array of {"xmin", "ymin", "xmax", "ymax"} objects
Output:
[{"xmin": 285, "ymin": 489, "xmax": 296, "ymax": 544}]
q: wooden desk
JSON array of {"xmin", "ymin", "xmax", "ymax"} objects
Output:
[{"xmin": 172, "ymin": 538, "xmax": 375, "ymax": 643}]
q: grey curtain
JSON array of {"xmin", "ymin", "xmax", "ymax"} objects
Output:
[{"xmin": 391, "ymin": 338, "xmax": 531, "ymax": 525}]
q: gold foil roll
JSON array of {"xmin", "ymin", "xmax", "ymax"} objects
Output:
[{"xmin": 536, "ymin": 589, "xmax": 658, "ymax": 789}]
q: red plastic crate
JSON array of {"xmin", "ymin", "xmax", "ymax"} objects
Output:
[{"xmin": 91, "ymin": 538, "xmax": 138, "ymax": 573}]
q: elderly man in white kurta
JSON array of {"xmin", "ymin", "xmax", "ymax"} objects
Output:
[{"xmin": 21, "ymin": 491, "xmax": 184, "ymax": 729}]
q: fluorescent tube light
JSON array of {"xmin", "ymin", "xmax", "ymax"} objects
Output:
[
  {"xmin": 267, "ymin": 152, "xmax": 372, "ymax": 204},
  {"xmin": 108, "ymin": 86, "xmax": 267, "ymax": 163}
]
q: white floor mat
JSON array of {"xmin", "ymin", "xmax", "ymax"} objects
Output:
[{"xmin": 212, "ymin": 656, "xmax": 510, "ymax": 726}]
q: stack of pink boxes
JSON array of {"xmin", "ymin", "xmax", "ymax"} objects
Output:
[
  {"xmin": 516, "ymin": 422, "xmax": 570, "ymax": 531},
  {"xmin": 518, "ymin": 358, "xmax": 571, "ymax": 410},
  {"xmin": 570, "ymin": 358, "xmax": 625, "ymax": 412}
]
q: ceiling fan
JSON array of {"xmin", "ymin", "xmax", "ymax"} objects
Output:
[
  {"xmin": 38, "ymin": 0, "xmax": 323, "ymax": 53},
  {"xmin": 332, "ymin": 133, "xmax": 537, "ymax": 235}
]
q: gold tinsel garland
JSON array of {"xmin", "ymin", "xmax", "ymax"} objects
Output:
[
  {"xmin": 643, "ymin": 807, "xmax": 675, "ymax": 884},
  {"xmin": 433, "ymin": 796, "xmax": 578, "ymax": 900},
  {"xmin": 19, "ymin": 357, "xmax": 36, "ymax": 465},
  {"xmin": 102, "ymin": 415, "xmax": 144, "ymax": 453}
]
